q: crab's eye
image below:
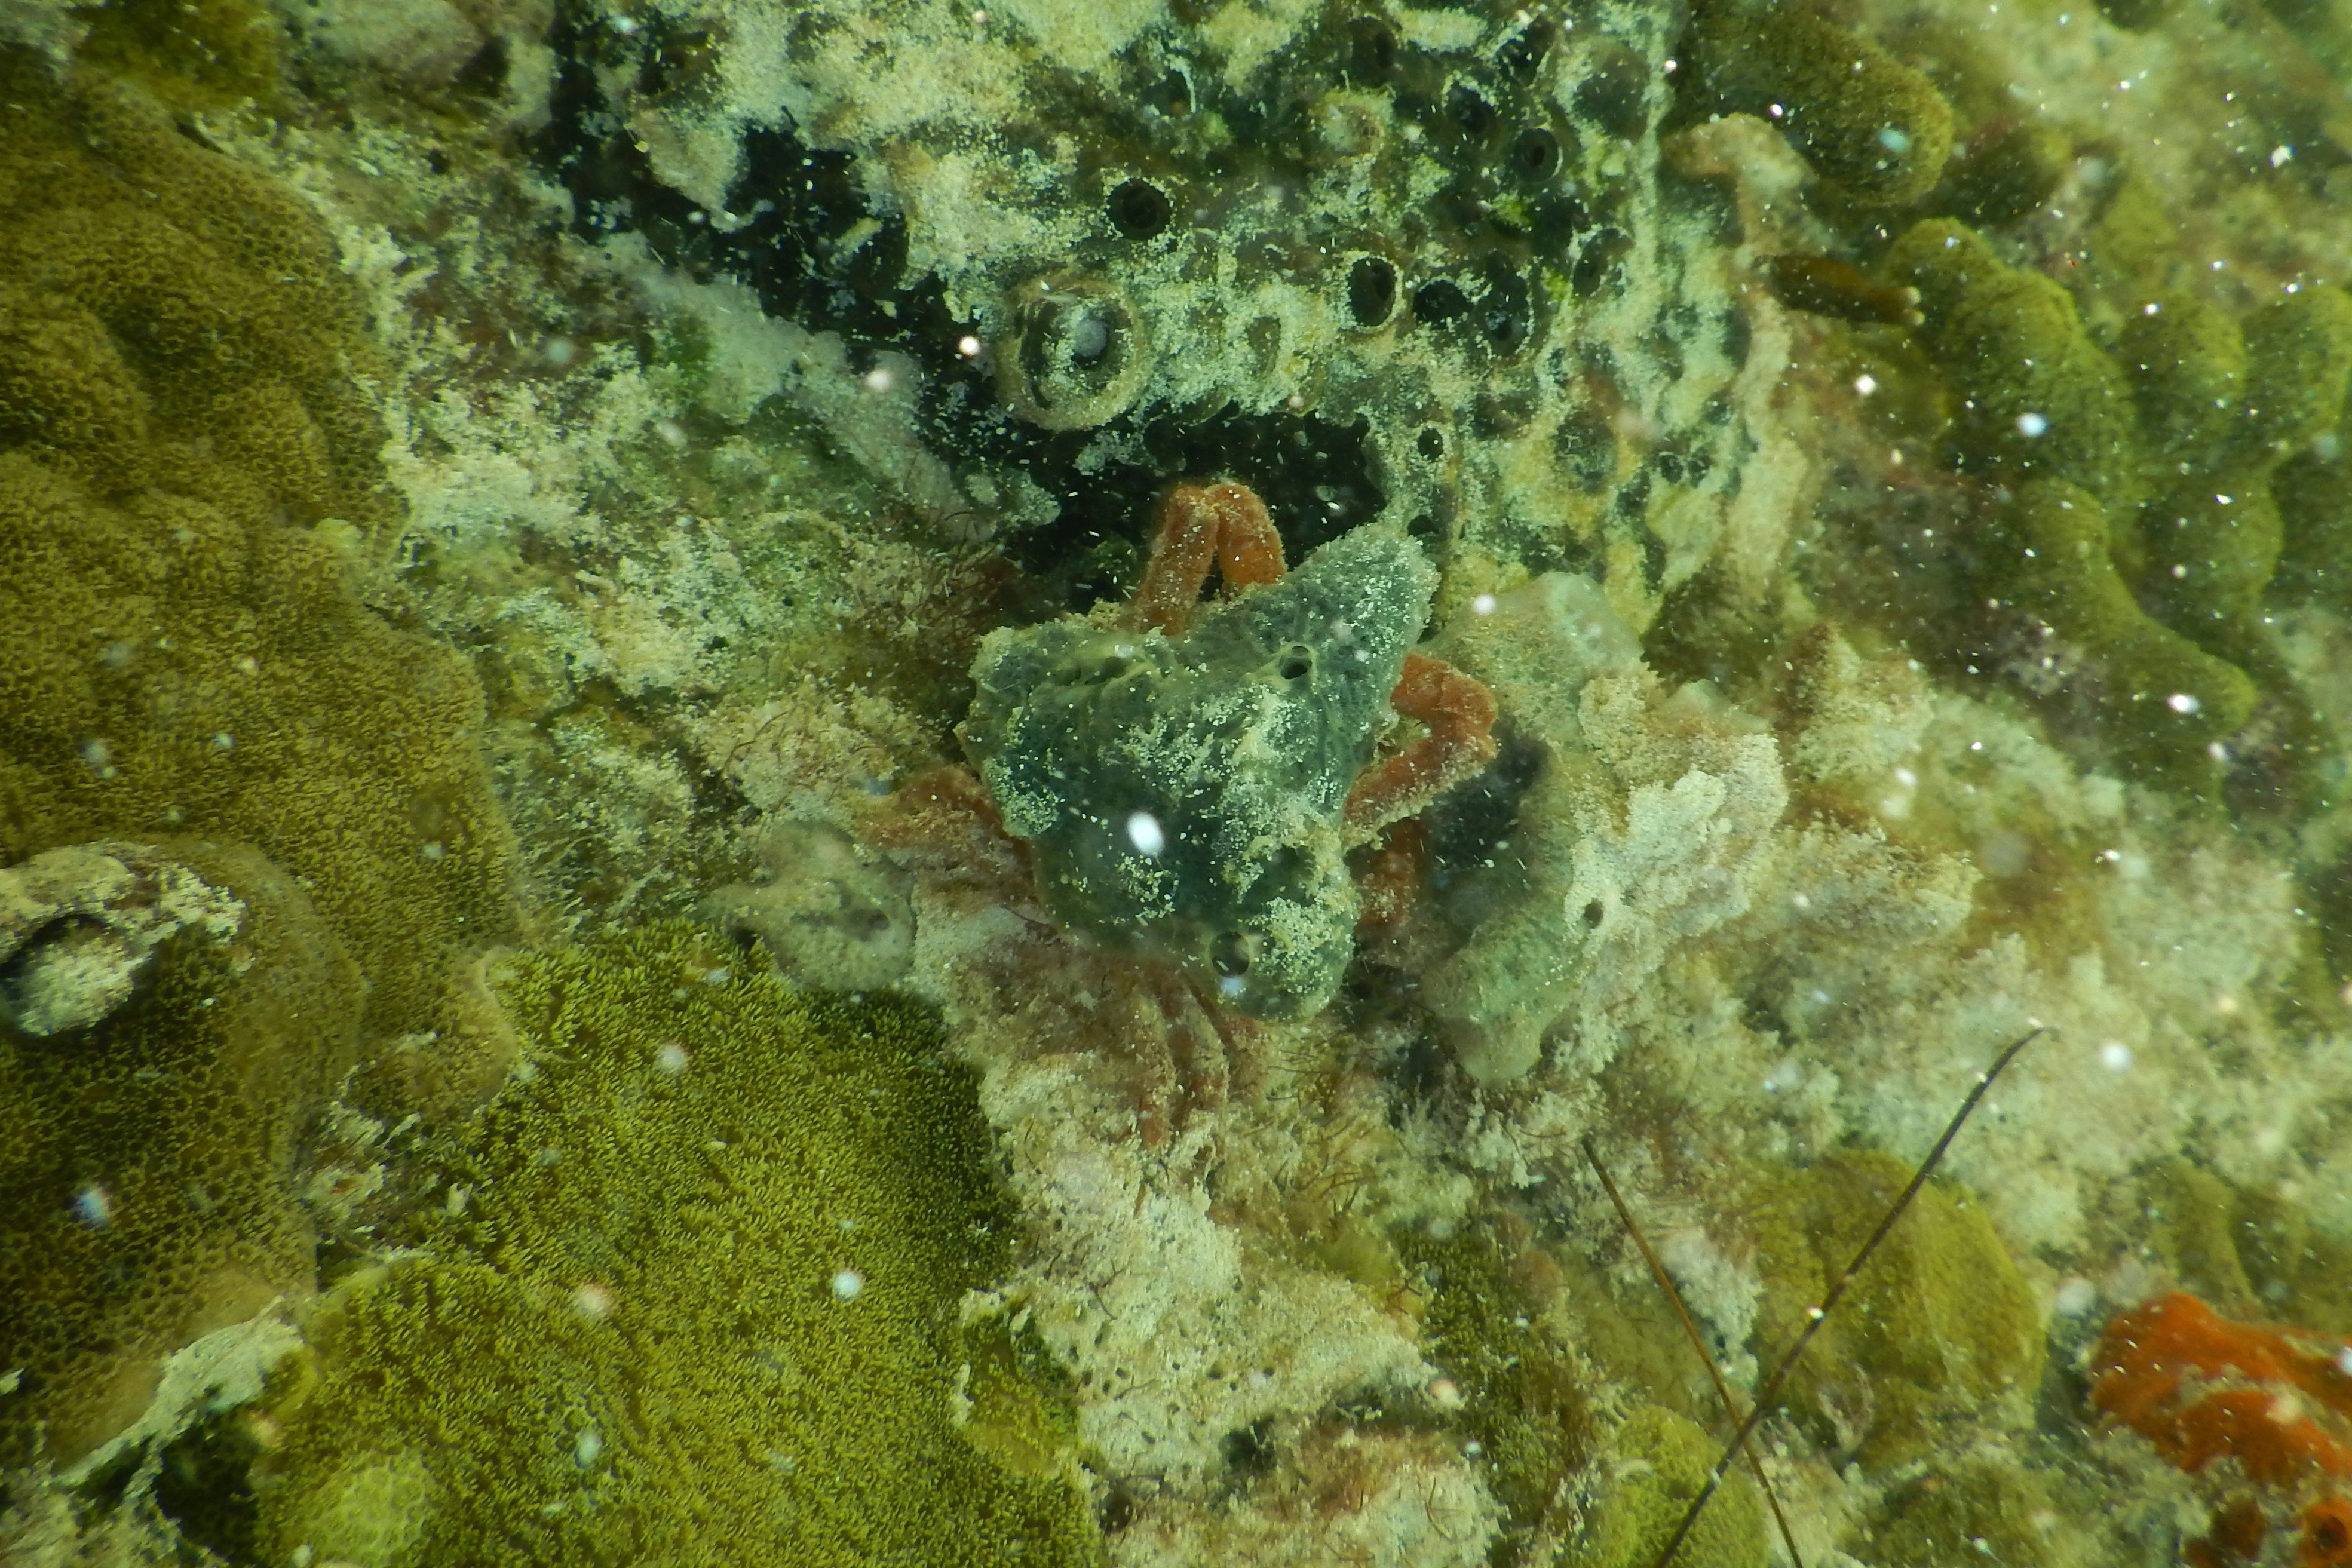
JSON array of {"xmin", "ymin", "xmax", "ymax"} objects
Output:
[
  {"xmin": 1209, "ymin": 930, "xmax": 1258, "ymax": 977},
  {"xmin": 1276, "ymin": 645, "xmax": 1313, "ymax": 681}
]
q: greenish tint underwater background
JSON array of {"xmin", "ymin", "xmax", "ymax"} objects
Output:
[{"xmin": 4, "ymin": 0, "xmax": 2352, "ymax": 1563}]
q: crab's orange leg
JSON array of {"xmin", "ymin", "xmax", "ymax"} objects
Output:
[
  {"xmin": 1130, "ymin": 481, "xmax": 1288, "ymax": 636},
  {"xmin": 1345, "ymin": 651, "xmax": 1498, "ymax": 839}
]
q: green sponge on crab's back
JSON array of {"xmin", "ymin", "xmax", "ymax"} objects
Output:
[{"xmin": 256, "ymin": 924, "xmax": 1100, "ymax": 1568}]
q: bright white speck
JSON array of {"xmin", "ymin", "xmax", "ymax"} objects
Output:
[
  {"xmin": 1854, "ymin": 373, "xmax": 1879, "ymax": 395},
  {"xmin": 2099, "ymin": 1041, "xmax": 2133, "ymax": 1072},
  {"xmin": 2207, "ymin": 742, "xmax": 2231, "ymax": 763},
  {"xmin": 1126, "ymin": 811, "xmax": 1165, "ymax": 857},
  {"xmin": 655, "ymin": 1041, "xmax": 691, "ymax": 1075},
  {"xmin": 1217, "ymin": 974, "xmax": 1246, "ymax": 1000},
  {"xmin": 2272, "ymin": 145, "xmax": 2295, "ymax": 167},
  {"xmin": 2015, "ymin": 412, "xmax": 2049, "ymax": 438},
  {"xmin": 970, "ymin": 7, "xmax": 988, "ymax": 22},
  {"xmin": 575, "ymin": 1428, "xmax": 602, "ymax": 1468},
  {"xmin": 1428, "ymin": 1376, "xmax": 1464, "ymax": 1409},
  {"xmin": 1878, "ymin": 125, "xmax": 1912, "ymax": 154},
  {"xmin": 956, "ymin": 335, "xmax": 983, "ymax": 358},
  {"xmin": 1768, "ymin": 102, "xmax": 1785, "ymax": 118},
  {"xmin": 2143, "ymin": 301, "xmax": 2163, "ymax": 315},
  {"xmin": 1893, "ymin": 766, "xmax": 1919, "ymax": 788},
  {"xmin": 2167, "ymin": 692, "xmax": 2201, "ymax": 714},
  {"xmin": 655, "ymin": 418, "xmax": 688, "ymax": 448},
  {"xmin": 1461, "ymin": 1440, "xmax": 1484, "ymax": 1457},
  {"xmin": 1790, "ymin": 892, "xmax": 1811, "ymax": 910},
  {"xmin": 2053, "ymin": 1277, "xmax": 2098, "ymax": 1317},
  {"xmin": 571, "ymin": 1282, "xmax": 615, "ymax": 1320},
  {"xmin": 831, "ymin": 1269, "xmax": 865, "ymax": 1302},
  {"xmin": 73, "ymin": 1185, "xmax": 112, "ymax": 1229},
  {"xmin": 610, "ymin": 14, "xmax": 637, "ymax": 33},
  {"xmin": 1472, "ymin": 593, "xmax": 1497, "ymax": 616},
  {"xmin": 861, "ymin": 366, "xmax": 895, "ymax": 394},
  {"xmin": 2338, "ymin": 1346, "xmax": 2352, "ymax": 1377}
]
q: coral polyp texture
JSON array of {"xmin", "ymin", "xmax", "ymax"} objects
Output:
[
  {"xmin": 249, "ymin": 925, "xmax": 1100, "ymax": 1567},
  {"xmin": 5, "ymin": 0, "xmax": 2352, "ymax": 1564}
]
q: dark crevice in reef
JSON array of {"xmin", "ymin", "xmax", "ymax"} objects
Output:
[{"xmin": 529, "ymin": 0, "xmax": 1397, "ymax": 615}]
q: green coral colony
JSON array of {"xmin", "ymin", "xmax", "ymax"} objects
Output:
[{"xmin": 5, "ymin": 0, "xmax": 2352, "ymax": 1566}]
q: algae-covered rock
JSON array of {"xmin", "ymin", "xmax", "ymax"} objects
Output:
[
  {"xmin": 1747, "ymin": 1151, "xmax": 2044, "ymax": 1467},
  {"xmin": 1848, "ymin": 1458, "xmax": 2065, "ymax": 1568},
  {"xmin": 1686, "ymin": 1, "xmax": 1955, "ymax": 207},
  {"xmin": 2112, "ymin": 1156, "xmax": 2352, "ymax": 1336},
  {"xmin": 1397, "ymin": 1224, "xmax": 1596, "ymax": 1538},
  {"xmin": 1, "ymin": 841, "xmax": 361, "ymax": 1469},
  {"xmin": 1565, "ymin": 1405, "xmax": 1765, "ymax": 1568},
  {"xmin": 255, "ymin": 923, "xmax": 1100, "ymax": 1567},
  {"xmin": 962, "ymin": 526, "xmax": 1437, "ymax": 1021}
]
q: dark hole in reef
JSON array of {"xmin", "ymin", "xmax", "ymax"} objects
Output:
[
  {"xmin": 1426, "ymin": 736, "xmax": 1543, "ymax": 908},
  {"xmin": 1416, "ymin": 426, "xmax": 1445, "ymax": 460},
  {"xmin": 1448, "ymin": 84, "xmax": 1498, "ymax": 140},
  {"xmin": 1277, "ymin": 645, "xmax": 1314, "ymax": 680},
  {"xmin": 1413, "ymin": 278, "xmax": 1472, "ymax": 324},
  {"xmin": 1347, "ymin": 254, "xmax": 1399, "ymax": 327},
  {"xmin": 1210, "ymin": 931, "xmax": 1257, "ymax": 977},
  {"xmin": 1498, "ymin": 17, "xmax": 1554, "ymax": 76},
  {"xmin": 1527, "ymin": 190, "xmax": 1592, "ymax": 249},
  {"xmin": 1509, "ymin": 126, "xmax": 1561, "ymax": 182},
  {"xmin": 1582, "ymin": 899, "xmax": 1605, "ymax": 928},
  {"xmin": 452, "ymin": 34, "xmax": 511, "ymax": 97},
  {"xmin": 1149, "ymin": 67, "xmax": 1193, "ymax": 116},
  {"xmin": 1346, "ymin": 16, "xmax": 1400, "ymax": 82},
  {"xmin": 1106, "ymin": 177, "xmax": 1173, "ymax": 239},
  {"xmin": 1570, "ymin": 227, "xmax": 1631, "ymax": 298},
  {"xmin": 1572, "ymin": 47, "xmax": 1654, "ymax": 138},
  {"xmin": 1479, "ymin": 262, "xmax": 1534, "ymax": 353},
  {"xmin": 1223, "ymin": 1419, "xmax": 1278, "ymax": 1478},
  {"xmin": 1098, "ymin": 1484, "xmax": 1140, "ymax": 1533},
  {"xmin": 152, "ymin": 1409, "xmax": 264, "ymax": 1563}
]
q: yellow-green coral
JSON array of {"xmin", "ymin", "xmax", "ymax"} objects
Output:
[
  {"xmin": 1746, "ymin": 1152, "xmax": 2043, "ymax": 1468},
  {"xmin": 254, "ymin": 924, "xmax": 1100, "ymax": 1567},
  {"xmin": 1890, "ymin": 219, "xmax": 2147, "ymax": 508},
  {"xmin": 2126, "ymin": 289, "xmax": 2352, "ymax": 635},
  {"xmin": 0, "ymin": 59, "xmax": 516, "ymax": 1073},
  {"xmin": 1, "ymin": 842, "xmax": 360, "ymax": 1469},
  {"xmin": 1687, "ymin": 2, "xmax": 1955, "ymax": 207},
  {"xmin": 1888, "ymin": 214, "xmax": 2352, "ymax": 772},
  {"xmin": 1991, "ymin": 480, "xmax": 2259, "ymax": 757},
  {"xmin": 1563, "ymin": 1406, "xmax": 1765, "ymax": 1568}
]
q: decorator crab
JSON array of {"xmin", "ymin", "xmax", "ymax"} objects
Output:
[{"xmin": 872, "ymin": 481, "xmax": 1495, "ymax": 1136}]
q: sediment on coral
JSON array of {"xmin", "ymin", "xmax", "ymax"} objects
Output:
[
  {"xmin": 1, "ymin": 841, "xmax": 360, "ymax": 1471},
  {"xmin": 0, "ymin": 54, "xmax": 519, "ymax": 1083}
]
